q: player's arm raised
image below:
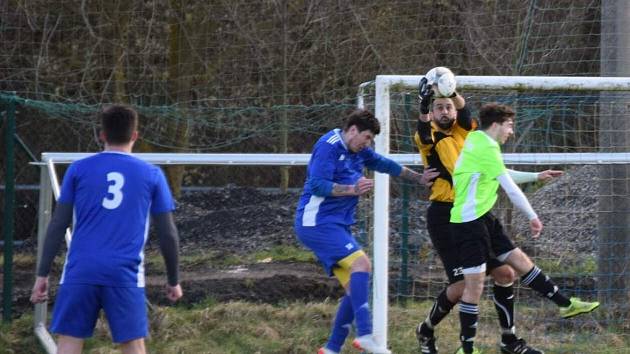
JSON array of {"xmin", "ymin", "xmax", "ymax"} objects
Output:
[
  {"xmin": 362, "ymin": 148, "xmax": 438, "ymax": 187},
  {"xmin": 508, "ymin": 169, "xmax": 563, "ymax": 184}
]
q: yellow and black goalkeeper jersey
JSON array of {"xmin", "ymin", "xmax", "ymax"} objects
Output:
[{"xmin": 413, "ymin": 108, "xmax": 476, "ymax": 203}]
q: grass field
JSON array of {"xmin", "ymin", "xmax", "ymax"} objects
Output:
[
  {"xmin": 1, "ymin": 250, "xmax": 627, "ymax": 354},
  {"xmin": 2, "ymin": 299, "xmax": 628, "ymax": 354}
]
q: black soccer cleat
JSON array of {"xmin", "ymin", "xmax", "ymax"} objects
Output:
[
  {"xmin": 500, "ymin": 338, "xmax": 544, "ymax": 354},
  {"xmin": 415, "ymin": 324, "xmax": 438, "ymax": 354}
]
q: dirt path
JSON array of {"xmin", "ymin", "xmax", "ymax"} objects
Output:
[
  {"xmin": 1, "ymin": 261, "xmax": 343, "ymax": 319},
  {"xmin": 146, "ymin": 262, "xmax": 343, "ymax": 306}
]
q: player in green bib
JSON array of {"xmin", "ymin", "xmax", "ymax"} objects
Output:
[
  {"xmin": 450, "ymin": 125, "xmax": 506, "ymax": 223},
  {"xmin": 449, "ymin": 103, "xmax": 600, "ymax": 354}
]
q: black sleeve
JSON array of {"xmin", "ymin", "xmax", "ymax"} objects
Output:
[
  {"xmin": 417, "ymin": 119, "xmax": 434, "ymax": 145},
  {"xmin": 37, "ymin": 203, "xmax": 73, "ymax": 277},
  {"xmin": 456, "ymin": 106, "xmax": 473, "ymax": 131},
  {"xmin": 153, "ymin": 212, "xmax": 180, "ymax": 286}
]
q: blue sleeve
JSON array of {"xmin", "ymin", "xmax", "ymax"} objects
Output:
[
  {"xmin": 151, "ymin": 167, "xmax": 176, "ymax": 214},
  {"xmin": 307, "ymin": 142, "xmax": 336, "ymax": 196},
  {"xmin": 309, "ymin": 177, "xmax": 333, "ymax": 196},
  {"xmin": 58, "ymin": 163, "xmax": 77, "ymax": 205},
  {"xmin": 363, "ymin": 148, "xmax": 403, "ymax": 176}
]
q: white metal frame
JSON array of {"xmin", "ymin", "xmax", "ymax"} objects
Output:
[{"xmin": 365, "ymin": 75, "xmax": 630, "ymax": 351}]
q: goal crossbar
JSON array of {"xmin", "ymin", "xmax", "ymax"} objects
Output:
[{"xmin": 41, "ymin": 152, "xmax": 630, "ymax": 166}]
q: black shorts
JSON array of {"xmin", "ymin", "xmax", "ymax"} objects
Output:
[
  {"xmin": 427, "ymin": 202, "xmax": 505, "ymax": 283},
  {"xmin": 449, "ymin": 211, "xmax": 516, "ymax": 273}
]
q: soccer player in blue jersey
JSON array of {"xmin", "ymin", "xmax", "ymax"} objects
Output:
[
  {"xmin": 30, "ymin": 105, "xmax": 182, "ymax": 354},
  {"xmin": 295, "ymin": 109, "xmax": 438, "ymax": 354}
]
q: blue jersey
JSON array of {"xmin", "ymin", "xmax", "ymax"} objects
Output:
[
  {"xmin": 295, "ymin": 129, "xmax": 401, "ymax": 227},
  {"xmin": 58, "ymin": 151, "xmax": 175, "ymax": 287}
]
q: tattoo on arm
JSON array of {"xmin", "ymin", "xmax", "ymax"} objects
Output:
[
  {"xmin": 332, "ymin": 183, "xmax": 357, "ymax": 196},
  {"xmin": 399, "ymin": 167, "xmax": 421, "ymax": 183}
]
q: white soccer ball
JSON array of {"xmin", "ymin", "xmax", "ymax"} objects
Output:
[{"xmin": 424, "ymin": 66, "xmax": 456, "ymax": 98}]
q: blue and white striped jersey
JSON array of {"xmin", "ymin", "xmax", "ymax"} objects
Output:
[
  {"xmin": 57, "ymin": 151, "xmax": 175, "ymax": 287},
  {"xmin": 295, "ymin": 129, "xmax": 401, "ymax": 227}
]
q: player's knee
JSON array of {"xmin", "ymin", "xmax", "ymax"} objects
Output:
[
  {"xmin": 491, "ymin": 265, "xmax": 516, "ymax": 285},
  {"xmin": 467, "ymin": 282, "xmax": 484, "ymax": 299},
  {"xmin": 120, "ymin": 338, "xmax": 146, "ymax": 354},
  {"xmin": 447, "ymin": 281, "xmax": 465, "ymax": 301},
  {"xmin": 505, "ymin": 248, "xmax": 534, "ymax": 275},
  {"xmin": 57, "ymin": 335, "xmax": 84, "ymax": 354},
  {"xmin": 350, "ymin": 254, "xmax": 371, "ymax": 273},
  {"xmin": 463, "ymin": 274, "xmax": 485, "ymax": 299}
]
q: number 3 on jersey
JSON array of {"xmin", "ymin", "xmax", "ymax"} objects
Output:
[{"xmin": 102, "ymin": 172, "xmax": 125, "ymax": 209}]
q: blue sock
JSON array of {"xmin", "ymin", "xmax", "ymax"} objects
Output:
[
  {"xmin": 350, "ymin": 271, "xmax": 372, "ymax": 336},
  {"xmin": 326, "ymin": 295, "xmax": 354, "ymax": 352}
]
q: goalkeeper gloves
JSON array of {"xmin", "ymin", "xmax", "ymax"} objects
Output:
[{"xmin": 418, "ymin": 77, "xmax": 434, "ymax": 114}]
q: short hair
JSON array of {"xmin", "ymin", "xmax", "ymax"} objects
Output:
[
  {"xmin": 343, "ymin": 109, "xmax": 380, "ymax": 135},
  {"xmin": 478, "ymin": 103, "xmax": 515, "ymax": 130},
  {"xmin": 100, "ymin": 105, "xmax": 138, "ymax": 145}
]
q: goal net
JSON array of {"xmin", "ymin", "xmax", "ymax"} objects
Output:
[{"xmin": 362, "ymin": 75, "xmax": 630, "ymax": 351}]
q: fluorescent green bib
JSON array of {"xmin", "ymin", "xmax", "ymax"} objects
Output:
[{"xmin": 450, "ymin": 131, "xmax": 506, "ymax": 223}]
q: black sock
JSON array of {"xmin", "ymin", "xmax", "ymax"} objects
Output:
[
  {"xmin": 418, "ymin": 321, "xmax": 434, "ymax": 339},
  {"xmin": 521, "ymin": 266, "xmax": 571, "ymax": 307},
  {"xmin": 459, "ymin": 301, "xmax": 479, "ymax": 353},
  {"xmin": 493, "ymin": 283, "xmax": 517, "ymax": 344},
  {"xmin": 424, "ymin": 287, "xmax": 456, "ymax": 332}
]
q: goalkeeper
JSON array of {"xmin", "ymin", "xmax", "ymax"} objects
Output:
[
  {"xmin": 413, "ymin": 78, "xmax": 564, "ymax": 354},
  {"xmin": 294, "ymin": 109, "xmax": 438, "ymax": 354}
]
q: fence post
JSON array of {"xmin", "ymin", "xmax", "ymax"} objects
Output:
[{"xmin": 2, "ymin": 96, "xmax": 16, "ymax": 323}]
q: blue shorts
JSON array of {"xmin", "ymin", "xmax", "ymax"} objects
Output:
[
  {"xmin": 295, "ymin": 222, "xmax": 361, "ymax": 276},
  {"xmin": 50, "ymin": 284, "xmax": 148, "ymax": 343}
]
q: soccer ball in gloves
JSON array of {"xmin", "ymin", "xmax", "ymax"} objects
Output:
[{"xmin": 424, "ymin": 66, "xmax": 456, "ymax": 98}]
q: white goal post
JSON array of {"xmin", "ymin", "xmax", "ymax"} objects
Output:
[
  {"xmin": 363, "ymin": 75, "xmax": 630, "ymax": 350},
  {"xmin": 33, "ymin": 76, "xmax": 630, "ymax": 353}
]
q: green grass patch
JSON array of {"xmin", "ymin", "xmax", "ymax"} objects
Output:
[
  {"xmin": 3, "ymin": 300, "xmax": 628, "ymax": 354},
  {"xmin": 0, "ymin": 253, "xmax": 66, "ymax": 271}
]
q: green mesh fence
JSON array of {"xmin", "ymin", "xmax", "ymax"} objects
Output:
[
  {"xmin": 2, "ymin": 0, "xmax": 630, "ymax": 351},
  {"xmin": 0, "ymin": 93, "xmax": 355, "ymax": 247}
]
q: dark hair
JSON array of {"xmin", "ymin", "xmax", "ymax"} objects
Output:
[
  {"xmin": 343, "ymin": 109, "xmax": 380, "ymax": 135},
  {"xmin": 431, "ymin": 96, "xmax": 453, "ymax": 108},
  {"xmin": 100, "ymin": 105, "xmax": 138, "ymax": 144},
  {"xmin": 478, "ymin": 103, "xmax": 515, "ymax": 130}
]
